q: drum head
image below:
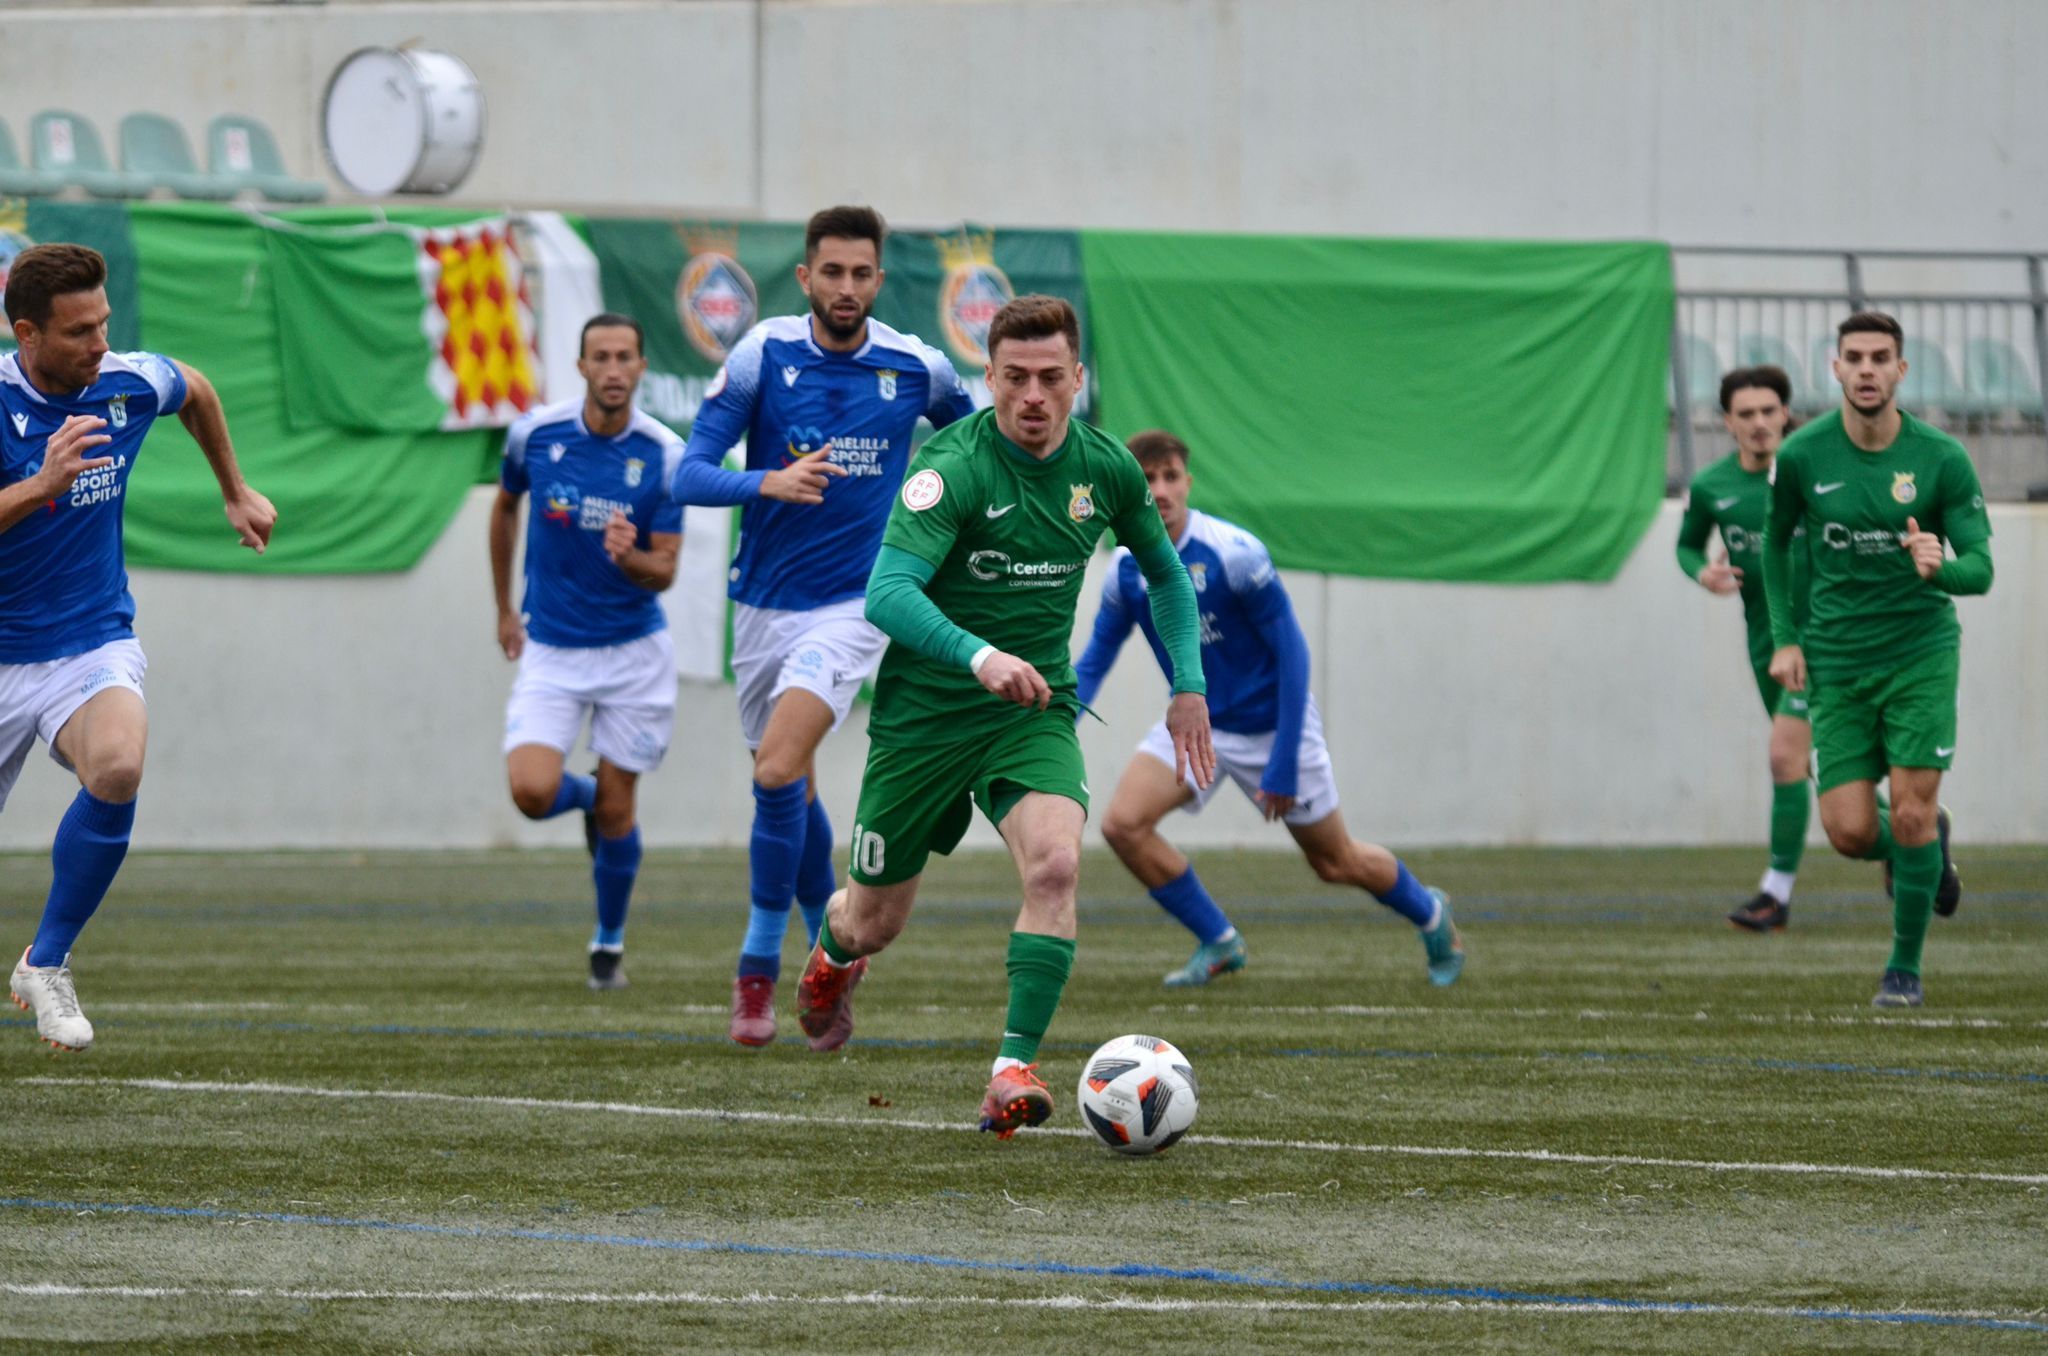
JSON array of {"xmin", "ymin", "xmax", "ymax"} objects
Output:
[{"xmin": 322, "ymin": 46, "xmax": 484, "ymax": 196}]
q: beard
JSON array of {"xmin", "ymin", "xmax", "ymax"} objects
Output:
[{"xmin": 811, "ymin": 293, "xmax": 869, "ymax": 343}]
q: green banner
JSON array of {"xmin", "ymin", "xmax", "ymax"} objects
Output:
[
  {"xmin": 266, "ymin": 221, "xmax": 448, "ymax": 432},
  {"xmin": 1083, "ymin": 232, "xmax": 1672, "ymax": 582},
  {"xmin": 69, "ymin": 204, "xmax": 494, "ymax": 572}
]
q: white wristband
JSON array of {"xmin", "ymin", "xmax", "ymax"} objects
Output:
[{"xmin": 968, "ymin": 644, "xmax": 996, "ymax": 676}]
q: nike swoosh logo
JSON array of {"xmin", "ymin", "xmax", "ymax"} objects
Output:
[
  {"xmin": 1715, "ymin": 496, "xmax": 1740, "ymax": 510},
  {"xmin": 1935, "ymin": 746, "xmax": 1955, "ymax": 758},
  {"xmin": 985, "ymin": 503, "xmax": 1016, "ymax": 519},
  {"xmin": 1814, "ymin": 482, "xmax": 1845, "ymax": 495},
  {"xmin": 8, "ymin": 413, "xmax": 25, "ymax": 436}
]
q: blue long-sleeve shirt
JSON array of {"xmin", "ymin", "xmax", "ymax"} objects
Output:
[{"xmin": 1075, "ymin": 509, "xmax": 1312, "ymax": 795}]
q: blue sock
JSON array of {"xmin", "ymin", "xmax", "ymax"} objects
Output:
[
  {"xmin": 545, "ymin": 772, "xmax": 596, "ymax": 820},
  {"xmin": 794, "ymin": 794, "xmax": 836, "ymax": 949},
  {"xmin": 1148, "ymin": 866, "xmax": 1234, "ymax": 946},
  {"xmin": 739, "ymin": 777, "xmax": 808, "ymax": 980},
  {"xmin": 1375, "ymin": 861, "xmax": 1437, "ymax": 927},
  {"xmin": 28, "ymin": 789, "xmax": 136, "ymax": 967},
  {"xmin": 590, "ymin": 825, "xmax": 641, "ymax": 950}
]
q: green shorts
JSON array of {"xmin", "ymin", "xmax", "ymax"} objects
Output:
[
  {"xmin": 1811, "ymin": 646, "xmax": 1959, "ymax": 794},
  {"xmin": 849, "ymin": 706, "xmax": 1090, "ymax": 886},
  {"xmin": 1750, "ymin": 661, "xmax": 1811, "ymax": 723}
]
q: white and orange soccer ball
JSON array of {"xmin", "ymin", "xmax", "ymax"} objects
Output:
[{"xmin": 1076, "ymin": 1034, "xmax": 1199, "ymax": 1155}]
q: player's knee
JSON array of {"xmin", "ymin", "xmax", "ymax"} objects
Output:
[
  {"xmin": 1307, "ymin": 849, "xmax": 1351, "ymax": 885},
  {"xmin": 1768, "ymin": 748, "xmax": 1808, "ymax": 783},
  {"xmin": 1022, "ymin": 844, "xmax": 1081, "ymax": 903},
  {"xmin": 1824, "ymin": 820, "xmax": 1875, "ymax": 858},
  {"xmin": 1099, "ymin": 813, "xmax": 1150, "ymax": 857},
  {"xmin": 1891, "ymin": 800, "xmax": 1937, "ymax": 844},
  {"xmin": 509, "ymin": 778, "xmax": 557, "ymax": 820},
  {"xmin": 592, "ymin": 797, "xmax": 635, "ymax": 840},
  {"xmin": 751, "ymin": 751, "xmax": 807, "ymax": 790},
  {"xmin": 82, "ymin": 750, "xmax": 144, "ymax": 803}
]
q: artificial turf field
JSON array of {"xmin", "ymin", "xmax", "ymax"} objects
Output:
[{"xmin": 2, "ymin": 845, "xmax": 2044, "ymax": 1354}]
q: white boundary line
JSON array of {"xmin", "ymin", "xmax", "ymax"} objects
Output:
[
  {"xmin": 1149, "ymin": 1004, "xmax": 2043, "ymax": 1031},
  {"xmin": 23, "ymin": 1076, "xmax": 2048, "ymax": 1187},
  {"xmin": 1, "ymin": 1282, "xmax": 2038, "ymax": 1327}
]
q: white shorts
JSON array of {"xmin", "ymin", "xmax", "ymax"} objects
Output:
[
  {"xmin": 503, "ymin": 630, "xmax": 677, "ymax": 774},
  {"xmin": 0, "ymin": 638, "xmax": 148, "ymax": 814},
  {"xmin": 729, "ymin": 598, "xmax": 887, "ymax": 750},
  {"xmin": 1136, "ymin": 699, "xmax": 1339, "ymax": 827}
]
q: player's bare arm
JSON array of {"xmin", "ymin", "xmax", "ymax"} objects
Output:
[
  {"xmin": 602, "ymin": 511, "xmax": 681, "ymax": 590},
  {"xmin": 172, "ymin": 359, "xmax": 274, "ymax": 553},
  {"xmin": 487, "ymin": 485, "xmax": 525, "ymax": 660},
  {"xmin": 758, "ymin": 446, "xmax": 846, "ymax": 505},
  {"xmin": 0, "ymin": 414, "xmax": 112, "ymax": 534}
]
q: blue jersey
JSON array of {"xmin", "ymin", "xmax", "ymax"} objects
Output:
[
  {"xmin": 669, "ymin": 314, "xmax": 975, "ymax": 611},
  {"xmin": 0, "ymin": 350, "xmax": 187, "ymax": 663},
  {"xmin": 1076, "ymin": 510, "xmax": 1315, "ymax": 792},
  {"xmin": 501, "ymin": 400, "xmax": 685, "ymax": 649}
]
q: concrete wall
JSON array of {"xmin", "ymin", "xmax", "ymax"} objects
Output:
[
  {"xmin": 3, "ymin": 1, "xmax": 2045, "ymax": 248},
  {"xmin": 2, "ymin": 500, "xmax": 2040, "ymax": 850}
]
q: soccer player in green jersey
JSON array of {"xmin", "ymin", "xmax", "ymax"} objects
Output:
[
  {"xmin": 1677, "ymin": 366, "xmax": 1814, "ymax": 931},
  {"xmin": 1763, "ymin": 312, "xmax": 1991, "ymax": 1008},
  {"xmin": 794, "ymin": 295, "xmax": 1216, "ymax": 1137}
]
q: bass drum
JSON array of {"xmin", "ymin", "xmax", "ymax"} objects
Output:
[{"xmin": 321, "ymin": 47, "xmax": 485, "ymax": 196}]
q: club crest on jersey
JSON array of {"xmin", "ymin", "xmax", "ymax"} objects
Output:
[
  {"xmin": 547, "ymin": 442, "xmax": 566, "ymax": 463},
  {"xmin": 624, "ymin": 457, "xmax": 645, "ymax": 488},
  {"xmin": 935, "ymin": 230, "xmax": 1015, "ymax": 366},
  {"xmin": 1067, "ymin": 483, "xmax": 1095, "ymax": 523},
  {"xmin": 1892, "ymin": 471, "xmax": 1917, "ymax": 504},
  {"xmin": 1187, "ymin": 561, "xmax": 1207, "ymax": 592},
  {"xmin": 106, "ymin": 394, "xmax": 128, "ymax": 428},
  {"xmin": 877, "ymin": 369, "xmax": 898, "ymax": 401},
  {"xmin": 903, "ymin": 468, "xmax": 944, "ymax": 511},
  {"xmin": 674, "ymin": 231, "xmax": 758, "ymax": 363}
]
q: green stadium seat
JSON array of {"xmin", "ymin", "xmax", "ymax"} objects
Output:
[
  {"xmin": 1735, "ymin": 334, "xmax": 1813, "ymax": 410},
  {"xmin": 1959, "ymin": 337, "xmax": 2042, "ymax": 418},
  {"xmin": 0, "ymin": 118, "xmax": 65, "ymax": 197},
  {"xmin": 1897, "ymin": 337, "xmax": 1961, "ymax": 416},
  {"xmin": 29, "ymin": 110, "xmax": 153, "ymax": 199},
  {"xmin": 119, "ymin": 113, "xmax": 238, "ymax": 201},
  {"xmin": 207, "ymin": 115, "xmax": 326, "ymax": 203}
]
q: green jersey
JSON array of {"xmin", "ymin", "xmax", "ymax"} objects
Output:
[
  {"xmin": 1766, "ymin": 410, "xmax": 1992, "ymax": 684},
  {"xmin": 870, "ymin": 409, "xmax": 1174, "ymax": 746},
  {"xmin": 1677, "ymin": 450, "xmax": 1809, "ymax": 668}
]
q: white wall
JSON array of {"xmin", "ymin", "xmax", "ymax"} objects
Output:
[
  {"xmin": 2, "ymin": 500, "xmax": 2040, "ymax": 850},
  {"xmin": 3, "ymin": 1, "xmax": 2046, "ymax": 248}
]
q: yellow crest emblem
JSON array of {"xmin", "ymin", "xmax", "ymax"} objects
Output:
[
  {"xmin": 1891, "ymin": 471, "xmax": 1917, "ymax": 504},
  {"xmin": 1067, "ymin": 483, "xmax": 1095, "ymax": 522}
]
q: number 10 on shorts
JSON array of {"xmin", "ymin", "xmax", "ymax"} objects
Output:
[{"xmin": 852, "ymin": 822, "xmax": 886, "ymax": 877}]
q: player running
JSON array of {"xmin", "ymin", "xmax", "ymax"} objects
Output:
[
  {"xmin": 490, "ymin": 313, "xmax": 682, "ymax": 990},
  {"xmin": 794, "ymin": 295, "xmax": 1215, "ymax": 1138},
  {"xmin": 1763, "ymin": 312, "xmax": 1988, "ymax": 1008},
  {"xmin": 3, "ymin": 243, "xmax": 276, "ymax": 1051},
  {"xmin": 667, "ymin": 206, "xmax": 975, "ymax": 1045},
  {"xmin": 1676, "ymin": 366, "xmax": 1817, "ymax": 931},
  {"xmin": 1076, "ymin": 430, "xmax": 1462, "ymax": 988}
]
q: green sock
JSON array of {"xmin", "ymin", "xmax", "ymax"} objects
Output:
[
  {"xmin": 1769, "ymin": 780, "xmax": 1811, "ymax": 872},
  {"xmin": 997, "ymin": 932, "xmax": 1076, "ymax": 1065},
  {"xmin": 818, "ymin": 914, "xmax": 857, "ymax": 966},
  {"xmin": 1851, "ymin": 797, "xmax": 1897, "ymax": 862},
  {"xmin": 1887, "ymin": 839, "xmax": 1942, "ymax": 975}
]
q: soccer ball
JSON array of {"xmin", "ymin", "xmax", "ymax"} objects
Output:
[{"xmin": 1076, "ymin": 1034, "xmax": 1198, "ymax": 1155}]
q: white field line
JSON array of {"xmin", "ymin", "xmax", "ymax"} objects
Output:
[
  {"xmin": 0, "ymin": 1282, "xmax": 2036, "ymax": 1327},
  {"xmin": 1149, "ymin": 1004, "xmax": 2043, "ymax": 1031},
  {"xmin": 24, "ymin": 1076, "xmax": 2048, "ymax": 1188}
]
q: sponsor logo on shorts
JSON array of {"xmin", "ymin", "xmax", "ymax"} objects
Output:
[
  {"xmin": 1891, "ymin": 471, "xmax": 1917, "ymax": 504},
  {"xmin": 78, "ymin": 666, "xmax": 117, "ymax": 697},
  {"xmin": 902, "ymin": 469, "xmax": 944, "ymax": 511}
]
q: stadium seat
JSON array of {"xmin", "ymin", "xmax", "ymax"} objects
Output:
[
  {"xmin": 1735, "ymin": 334, "xmax": 1812, "ymax": 410},
  {"xmin": 29, "ymin": 110, "xmax": 153, "ymax": 199},
  {"xmin": 119, "ymin": 113, "xmax": 238, "ymax": 201},
  {"xmin": 1897, "ymin": 337, "xmax": 1962, "ymax": 417},
  {"xmin": 1960, "ymin": 337, "xmax": 2043, "ymax": 419},
  {"xmin": 207, "ymin": 115, "xmax": 326, "ymax": 203},
  {"xmin": 0, "ymin": 118, "xmax": 65, "ymax": 197}
]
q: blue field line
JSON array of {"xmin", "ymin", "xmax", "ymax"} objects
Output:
[
  {"xmin": 2, "ymin": 1197, "xmax": 2041, "ymax": 1333},
  {"xmin": 8, "ymin": 1011, "xmax": 2039, "ymax": 1087}
]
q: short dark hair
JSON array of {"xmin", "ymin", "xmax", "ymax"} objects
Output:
[
  {"xmin": 805, "ymin": 205, "xmax": 886, "ymax": 261},
  {"xmin": 1126, "ymin": 430, "xmax": 1189, "ymax": 470},
  {"xmin": 986, "ymin": 294, "xmax": 1081, "ymax": 363},
  {"xmin": 1718, "ymin": 364, "xmax": 1792, "ymax": 413},
  {"xmin": 579, "ymin": 311, "xmax": 644, "ymax": 359},
  {"xmin": 1838, "ymin": 310, "xmax": 1904, "ymax": 349},
  {"xmin": 4, "ymin": 242, "xmax": 107, "ymax": 330}
]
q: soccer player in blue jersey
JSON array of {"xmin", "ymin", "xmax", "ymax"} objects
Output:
[
  {"xmin": 1075, "ymin": 431, "xmax": 1463, "ymax": 988},
  {"xmin": 666, "ymin": 205, "xmax": 976, "ymax": 1045},
  {"xmin": 2, "ymin": 243, "xmax": 276, "ymax": 1051},
  {"xmin": 490, "ymin": 312, "xmax": 683, "ymax": 990}
]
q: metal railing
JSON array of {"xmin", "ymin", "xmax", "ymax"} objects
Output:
[{"xmin": 1670, "ymin": 248, "xmax": 2048, "ymax": 499}]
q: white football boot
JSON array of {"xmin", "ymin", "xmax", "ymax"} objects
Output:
[{"xmin": 11, "ymin": 947, "xmax": 94, "ymax": 1051}]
